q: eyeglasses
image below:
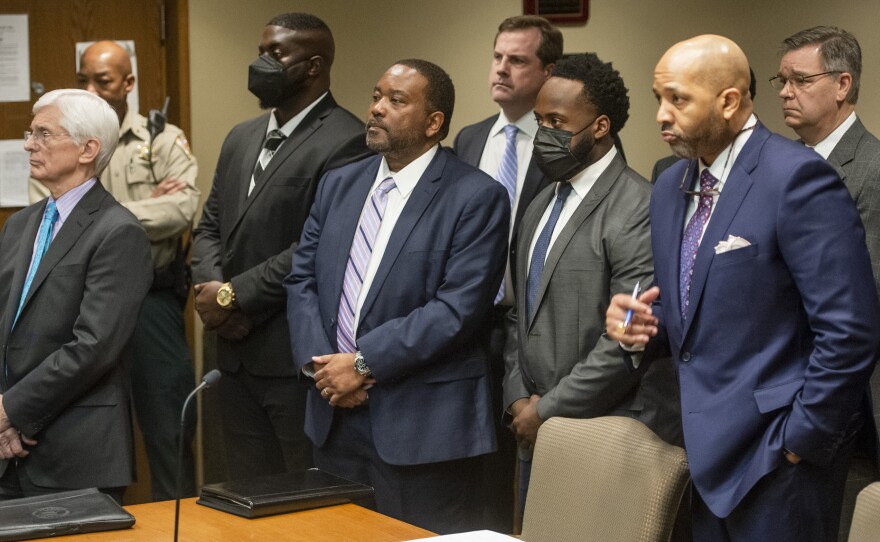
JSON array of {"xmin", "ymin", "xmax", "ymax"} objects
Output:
[
  {"xmin": 24, "ymin": 129, "xmax": 70, "ymax": 144},
  {"xmin": 768, "ymin": 71, "xmax": 840, "ymax": 91}
]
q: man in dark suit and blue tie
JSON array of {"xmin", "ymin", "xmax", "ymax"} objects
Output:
[
  {"xmin": 0, "ymin": 89, "xmax": 152, "ymax": 502},
  {"xmin": 285, "ymin": 59, "xmax": 509, "ymax": 534},
  {"xmin": 608, "ymin": 35, "xmax": 880, "ymax": 542},
  {"xmin": 451, "ymin": 16, "xmax": 562, "ymax": 530}
]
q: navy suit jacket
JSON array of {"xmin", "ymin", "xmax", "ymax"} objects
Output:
[
  {"xmin": 645, "ymin": 122, "xmax": 880, "ymax": 517},
  {"xmin": 453, "ymin": 114, "xmax": 551, "ymax": 285},
  {"xmin": 285, "ymin": 147, "xmax": 510, "ymax": 466}
]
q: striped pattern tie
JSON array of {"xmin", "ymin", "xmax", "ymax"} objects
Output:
[
  {"xmin": 14, "ymin": 200, "xmax": 59, "ymax": 327},
  {"xmin": 679, "ymin": 169, "xmax": 718, "ymax": 320},
  {"xmin": 494, "ymin": 124, "xmax": 519, "ymax": 304},
  {"xmin": 250, "ymin": 129, "xmax": 286, "ymax": 194},
  {"xmin": 336, "ymin": 177, "xmax": 397, "ymax": 353}
]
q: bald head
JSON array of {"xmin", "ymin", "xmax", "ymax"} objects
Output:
[
  {"xmin": 653, "ymin": 35, "xmax": 752, "ymax": 164},
  {"xmin": 660, "ymin": 35, "xmax": 750, "ymax": 99},
  {"xmin": 76, "ymin": 40, "xmax": 135, "ymax": 122}
]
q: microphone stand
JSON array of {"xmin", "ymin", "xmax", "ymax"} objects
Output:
[{"xmin": 174, "ymin": 369, "xmax": 221, "ymax": 542}]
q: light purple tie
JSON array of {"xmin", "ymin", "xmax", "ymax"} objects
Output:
[
  {"xmin": 337, "ymin": 177, "xmax": 396, "ymax": 353},
  {"xmin": 494, "ymin": 124, "xmax": 519, "ymax": 304},
  {"xmin": 679, "ymin": 169, "xmax": 718, "ymax": 319}
]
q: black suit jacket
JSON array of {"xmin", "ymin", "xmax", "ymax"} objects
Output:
[
  {"xmin": 192, "ymin": 93, "xmax": 371, "ymax": 376},
  {"xmin": 453, "ymin": 114, "xmax": 552, "ymax": 286},
  {"xmin": 0, "ymin": 182, "xmax": 152, "ymax": 489}
]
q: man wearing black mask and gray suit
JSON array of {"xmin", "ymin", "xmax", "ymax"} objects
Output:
[{"xmin": 192, "ymin": 12, "xmax": 370, "ymax": 480}]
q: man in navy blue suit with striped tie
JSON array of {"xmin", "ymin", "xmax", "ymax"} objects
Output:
[{"xmin": 286, "ymin": 59, "xmax": 509, "ymax": 534}]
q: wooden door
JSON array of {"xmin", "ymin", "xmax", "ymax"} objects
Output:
[
  {"xmin": 0, "ymin": 0, "xmax": 190, "ymax": 224},
  {"xmin": 0, "ymin": 0, "xmax": 191, "ymax": 504}
]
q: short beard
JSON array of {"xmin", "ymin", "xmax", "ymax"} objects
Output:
[{"xmin": 668, "ymin": 109, "xmax": 729, "ymax": 160}]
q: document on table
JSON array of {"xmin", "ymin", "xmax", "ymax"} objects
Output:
[{"xmin": 406, "ymin": 531, "xmax": 519, "ymax": 541}]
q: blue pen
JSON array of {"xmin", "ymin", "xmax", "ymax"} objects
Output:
[{"xmin": 620, "ymin": 281, "xmax": 641, "ymax": 331}]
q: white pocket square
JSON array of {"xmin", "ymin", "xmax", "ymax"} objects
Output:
[{"xmin": 715, "ymin": 235, "xmax": 751, "ymax": 254}]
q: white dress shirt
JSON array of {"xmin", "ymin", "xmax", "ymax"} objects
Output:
[
  {"xmin": 352, "ymin": 145, "xmax": 439, "ymax": 330},
  {"xmin": 479, "ymin": 110, "xmax": 539, "ymax": 305},
  {"xmin": 247, "ymin": 91, "xmax": 329, "ymax": 195},
  {"xmin": 810, "ymin": 111, "xmax": 857, "ymax": 159},
  {"xmin": 527, "ymin": 146, "xmax": 618, "ymax": 267}
]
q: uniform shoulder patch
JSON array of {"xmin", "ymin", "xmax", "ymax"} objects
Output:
[{"xmin": 175, "ymin": 135, "xmax": 194, "ymax": 160}]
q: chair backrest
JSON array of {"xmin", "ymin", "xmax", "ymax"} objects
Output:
[
  {"xmin": 521, "ymin": 416, "xmax": 689, "ymax": 542},
  {"xmin": 848, "ymin": 481, "xmax": 880, "ymax": 542}
]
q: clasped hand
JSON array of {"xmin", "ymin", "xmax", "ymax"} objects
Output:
[{"xmin": 312, "ymin": 353, "xmax": 375, "ymax": 408}]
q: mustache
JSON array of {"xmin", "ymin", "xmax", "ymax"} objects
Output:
[{"xmin": 366, "ymin": 118, "xmax": 387, "ymax": 130}]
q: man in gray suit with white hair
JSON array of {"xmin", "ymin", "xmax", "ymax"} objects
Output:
[{"xmin": 0, "ymin": 89, "xmax": 151, "ymax": 503}]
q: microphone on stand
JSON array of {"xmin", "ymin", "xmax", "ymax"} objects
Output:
[{"xmin": 174, "ymin": 369, "xmax": 221, "ymax": 542}]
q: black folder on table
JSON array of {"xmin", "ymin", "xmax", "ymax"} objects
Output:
[
  {"xmin": 197, "ymin": 468, "xmax": 374, "ymax": 519},
  {"xmin": 0, "ymin": 488, "xmax": 135, "ymax": 541}
]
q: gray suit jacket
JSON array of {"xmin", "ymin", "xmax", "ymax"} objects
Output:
[
  {"xmin": 827, "ymin": 117, "xmax": 880, "ymax": 465},
  {"xmin": 503, "ymin": 152, "xmax": 682, "ymax": 445},
  {"xmin": 0, "ymin": 182, "xmax": 152, "ymax": 489}
]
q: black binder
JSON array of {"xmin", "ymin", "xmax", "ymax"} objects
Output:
[
  {"xmin": 196, "ymin": 468, "xmax": 374, "ymax": 519},
  {"xmin": 0, "ymin": 488, "xmax": 135, "ymax": 541}
]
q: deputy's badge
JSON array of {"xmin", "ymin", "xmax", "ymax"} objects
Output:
[
  {"xmin": 138, "ymin": 144, "xmax": 152, "ymax": 161},
  {"xmin": 175, "ymin": 136, "xmax": 194, "ymax": 160}
]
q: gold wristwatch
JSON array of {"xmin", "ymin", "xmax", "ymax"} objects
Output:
[{"xmin": 216, "ymin": 282, "xmax": 236, "ymax": 308}]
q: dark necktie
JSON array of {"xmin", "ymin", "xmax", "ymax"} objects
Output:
[
  {"xmin": 526, "ymin": 182, "xmax": 573, "ymax": 321},
  {"xmin": 14, "ymin": 200, "xmax": 59, "ymax": 327},
  {"xmin": 679, "ymin": 169, "xmax": 718, "ymax": 319},
  {"xmin": 336, "ymin": 177, "xmax": 397, "ymax": 353},
  {"xmin": 251, "ymin": 129, "xmax": 286, "ymax": 191}
]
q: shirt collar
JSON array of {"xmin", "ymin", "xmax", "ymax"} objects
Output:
[
  {"xmin": 490, "ymin": 109, "xmax": 538, "ymax": 139},
  {"xmin": 811, "ymin": 111, "xmax": 857, "ymax": 159},
  {"xmin": 119, "ymin": 109, "xmax": 148, "ymax": 142},
  {"xmin": 698, "ymin": 114, "xmax": 758, "ymax": 193},
  {"xmin": 376, "ymin": 144, "xmax": 439, "ymax": 198},
  {"xmin": 268, "ymin": 91, "xmax": 329, "ymax": 137},
  {"xmin": 52, "ymin": 177, "xmax": 97, "ymax": 225},
  {"xmin": 566, "ymin": 146, "xmax": 618, "ymax": 199}
]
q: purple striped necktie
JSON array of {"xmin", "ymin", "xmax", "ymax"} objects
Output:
[
  {"xmin": 494, "ymin": 124, "xmax": 518, "ymax": 304},
  {"xmin": 336, "ymin": 177, "xmax": 397, "ymax": 353},
  {"xmin": 679, "ymin": 169, "xmax": 718, "ymax": 319}
]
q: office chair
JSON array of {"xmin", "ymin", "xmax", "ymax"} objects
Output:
[{"xmin": 521, "ymin": 416, "xmax": 689, "ymax": 542}]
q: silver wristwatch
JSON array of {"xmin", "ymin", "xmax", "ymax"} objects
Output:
[{"xmin": 354, "ymin": 350, "xmax": 371, "ymax": 376}]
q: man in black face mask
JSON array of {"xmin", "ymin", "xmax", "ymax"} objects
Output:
[
  {"xmin": 191, "ymin": 12, "xmax": 370, "ymax": 481},
  {"xmin": 503, "ymin": 53, "xmax": 682, "ymax": 515}
]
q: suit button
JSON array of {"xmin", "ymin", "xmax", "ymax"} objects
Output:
[
  {"xmin": 225, "ymin": 250, "xmax": 234, "ymax": 259},
  {"xmin": 681, "ymin": 352, "xmax": 692, "ymax": 362}
]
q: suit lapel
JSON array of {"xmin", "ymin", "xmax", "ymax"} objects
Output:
[
  {"xmin": 827, "ymin": 119, "xmax": 865, "ymax": 184},
  {"xmin": 16, "ymin": 183, "xmax": 104, "ymax": 329},
  {"xmin": 527, "ymin": 155, "xmax": 624, "ymax": 329},
  {"xmin": 2, "ymin": 210, "xmax": 41, "ymax": 339},
  {"xmin": 458, "ymin": 115, "xmax": 496, "ymax": 166},
  {"xmin": 235, "ymin": 115, "xmax": 269, "ymax": 211},
  {"xmin": 667, "ymin": 160, "xmax": 696, "ymax": 330},
  {"xmin": 515, "ymin": 159, "xmax": 548, "ymax": 233},
  {"xmin": 516, "ymin": 185, "xmax": 553, "ymax": 315},
  {"xmin": 358, "ymin": 149, "xmax": 445, "ymax": 322},
  {"xmin": 331, "ymin": 157, "xmax": 383, "ymax": 308},
  {"xmin": 681, "ymin": 125, "xmax": 767, "ymax": 338}
]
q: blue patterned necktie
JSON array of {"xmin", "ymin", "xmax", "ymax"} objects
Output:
[
  {"xmin": 494, "ymin": 124, "xmax": 519, "ymax": 304},
  {"xmin": 337, "ymin": 177, "xmax": 397, "ymax": 353},
  {"xmin": 526, "ymin": 182, "xmax": 573, "ymax": 321},
  {"xmin": 679, "ymin": 169, "xmax": 718, "ymax": 319},
  {"xmin": 14, "ymin": 200, "xmax": 59, "ymax": 327}
]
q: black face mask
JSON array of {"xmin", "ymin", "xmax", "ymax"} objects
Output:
[
  {"xmin": 248, "ymin": 55, "xmax": 305, "ymax": 108},
  {"xmin": 532, "ymin": 119, "xmax": 596, "ymax": 182}
]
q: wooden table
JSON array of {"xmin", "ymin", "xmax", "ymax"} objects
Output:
[{"xmin": 32, "ymin": 498, "xmax": 435, "ymax": 541}]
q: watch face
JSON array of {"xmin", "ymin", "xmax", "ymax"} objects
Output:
[{"xmin": 217, "ymin": 286, "xmax": 232, "ymax": 307}]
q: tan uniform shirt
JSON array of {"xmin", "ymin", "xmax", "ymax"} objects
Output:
[{"xmin": 30, "ymin": 110, "xmax": 200, "ymax": 268}]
